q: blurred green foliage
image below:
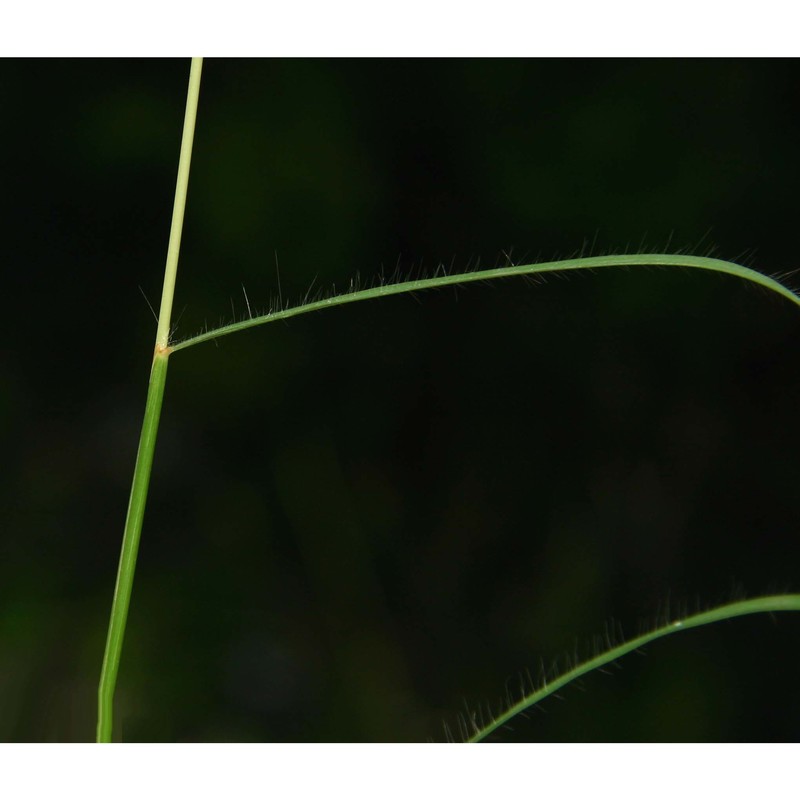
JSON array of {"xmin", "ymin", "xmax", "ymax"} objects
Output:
[{"xmin": 1, "ymin": 59, "xmax": 799, "ymax": 741}]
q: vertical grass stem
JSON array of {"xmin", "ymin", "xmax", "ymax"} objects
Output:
[
  {"xmin": 97, "ymin": 57, "xmax": 202, "ymax": 742},
  {"xmin": 156, "ymin": 57, "xmax": 203, "ymax": 351}
]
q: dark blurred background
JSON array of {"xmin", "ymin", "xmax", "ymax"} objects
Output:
[{"xmin": 1, "ymin": 58, "xmax": 799, "ymax": 742}]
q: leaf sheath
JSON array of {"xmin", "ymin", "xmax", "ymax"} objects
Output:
[{"xmin": 97, "ymin": 352, "xmax": 169, "ymax": 743}]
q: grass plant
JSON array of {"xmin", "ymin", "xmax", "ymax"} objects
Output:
[{"xmin": 97, "ymin": 57, "xmax": 800, "ymax": 742}]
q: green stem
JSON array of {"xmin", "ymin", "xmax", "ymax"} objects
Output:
[
  {"xmin": 156, "ymin": 57, "xmax": 203, "ymax": 350},
  {"xmin": 97, "ymin": 353, "xmax": 169, "ymax": 742},
  {"xmin": 97, "ymin": 57, "xmax": 202, "ymax": 743}
]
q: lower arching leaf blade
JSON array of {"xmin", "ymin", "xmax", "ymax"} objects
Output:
[{"xmin": 465, "ymin": 593, "xmax": 800, "ymax": 743}]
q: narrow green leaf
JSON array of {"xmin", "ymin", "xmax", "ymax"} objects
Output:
[
  {"xmin": 466, "ymin": 593, "xmax": 800, "ymax": 742},
  {"xmin": 170, "ymin": 254, "xmax": 800, "ymax": 354}
]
